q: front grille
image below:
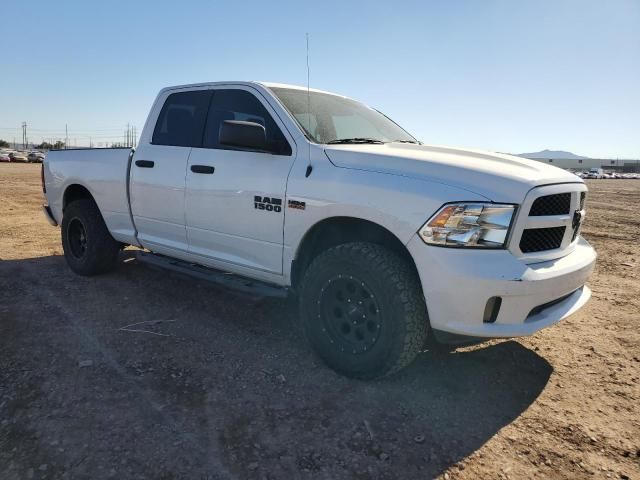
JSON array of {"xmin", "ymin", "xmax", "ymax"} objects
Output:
[
  {"xmin": 519, "ymin": 226, "xmax": 566, "ymax": 253},
  {"xmin": 529, "ymin": 193, "xmax": 571, "ymax": 216}
]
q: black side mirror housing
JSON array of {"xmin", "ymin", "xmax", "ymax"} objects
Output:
[{"xmin": 219, "ymin": 120, "xmax": 267, "ymax": 152}]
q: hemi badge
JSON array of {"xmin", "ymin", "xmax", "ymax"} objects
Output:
[{"xmin": 288, "ymin": 200, "xmax": 306, "ymax": 210}]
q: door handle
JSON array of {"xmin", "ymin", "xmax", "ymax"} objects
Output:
[
  {"xmin": 135, "ymin": 160, "xmax": 154, "ymax": 168},
  {"xmin": 191, "ymin": 165, "xmax": 215, "ymax": 174}
]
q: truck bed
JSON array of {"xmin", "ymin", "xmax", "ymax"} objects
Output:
[{"xmin": 44, "ymin": 148, "xmax": 138, "ymax": 245}]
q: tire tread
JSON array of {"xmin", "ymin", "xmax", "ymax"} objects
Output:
[
  {"xmin": 301, "ymin": 242, "xmax": 428, "ymax": 378},
  {"xmin": 62, "ymin": 198, "xmax": 119, "ymax": 276}
]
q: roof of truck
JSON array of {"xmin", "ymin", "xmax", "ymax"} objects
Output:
[{"xmin": 161, "ymin": 81, "xmax": 344, "ymax": 98}]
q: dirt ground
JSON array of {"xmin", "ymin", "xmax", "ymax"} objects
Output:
[{"xmin": 0, "ymin": 162, "xmax": 638, "ymax": 480}]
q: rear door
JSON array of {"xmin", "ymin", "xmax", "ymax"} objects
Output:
[
  {"xmin": 130, "ymin": 89, "xmax": 211, "ymax": 254},
  {"xmin": 185, "ymin": 87, "xmax": 296, "ymax": 276}
]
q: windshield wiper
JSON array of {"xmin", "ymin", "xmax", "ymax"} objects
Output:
[
  {"xmin": 392, "ymin": 139, "xmax": 419, "ymax": 144},
  {"xmin": 327, "ymin": 138, "xmax": 385, "ymax": 145}
]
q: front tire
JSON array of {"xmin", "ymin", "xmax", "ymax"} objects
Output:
[
  {"xmin": 61, "ymin": 198, "xmax": 120, "ymax": 276},
  {"xmin": 299, "ymin": 242, "xmax": 428, "ymax": 379}
]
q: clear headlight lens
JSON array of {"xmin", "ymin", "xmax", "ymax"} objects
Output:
[{"xmin": 419, "ymin": 203, "xmax": 515, "ymax": 248}]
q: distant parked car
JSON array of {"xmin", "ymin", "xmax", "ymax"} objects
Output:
[
  {"xmin": 586, "ymin": 167, "xmax": 604, "ymax": 179},
  {"xmin": 28, "ymin": 152, "xmax": 45, "ymax": 163},
  {"xmin": 9, "ymin": 151, "xmax": 28, "ymax": 162},
  {"xmin": 0, "ymin": 151, "xmax": 11, "ymax": 162}
]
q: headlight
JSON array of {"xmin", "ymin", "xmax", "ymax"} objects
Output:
[{"xmin": 419, "ymin": 203, "xmax": 515, "ymax": 248}]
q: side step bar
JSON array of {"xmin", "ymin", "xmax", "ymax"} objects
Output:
[{"xmin": 135, "ymin": 251, "xmax": 288, "ymax": 298}]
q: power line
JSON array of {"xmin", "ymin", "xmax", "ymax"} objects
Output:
[
  {"xmin": 0, "ymin": 126, "xmax": 131, "ymax": 133},
  {"xmin": 0, "ymin": 122, "xmax": 138, "ymax": 149}
]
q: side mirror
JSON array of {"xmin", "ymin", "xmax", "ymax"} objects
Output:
[{"xmin": 219, "ymin": 120, "xmax": 267, "ymax": 151}]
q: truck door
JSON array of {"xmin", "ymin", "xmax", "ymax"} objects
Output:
[
  {"xmin": 130, "ymin": 89, "xmax": 211, "ymax": 255},
  {"xmin": 185, "ymin": 87, "xmax": 296, "ymax": 276}
]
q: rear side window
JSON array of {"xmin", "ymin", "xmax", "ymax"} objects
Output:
[
  {"xmin": 152, "ymin": 90, "xmax": 211, "ymax": 147},
  {"xmin": 203, "ymin": 89, "xmax": 291, "ymax": 155}
]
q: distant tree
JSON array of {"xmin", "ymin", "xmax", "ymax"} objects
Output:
[
  {"xmin": 35, "ymin": 141, "xmax": 54, "ymax": 150},
  {"xmin": 0, "ymin": 139, "xmax": 9, "ymax": 148},
  {"xmin": 53, "ymin": 141, "xmax": 65, "ymax": 150}
]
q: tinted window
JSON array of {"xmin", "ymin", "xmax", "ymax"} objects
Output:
[
  {"xmin": 152, "ymin": 90, "xmax": 211, "ymax": 147},
  {"xmin": 203, "ymin": 89, "xmax": 291, "ymax": 155}
]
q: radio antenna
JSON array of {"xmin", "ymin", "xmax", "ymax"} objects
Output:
[{"xmin": 305, "ymin": 32, "xmax": 313, "ymax": 178}]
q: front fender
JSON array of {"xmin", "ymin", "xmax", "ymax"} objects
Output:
[{"xmin": 282, "ymin": 153, "xmax": 488, "ymax": 284}]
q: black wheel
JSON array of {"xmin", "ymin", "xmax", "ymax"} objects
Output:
[
  {"xmin": 61, "ymin": 198, "xmax": 120, "ymax": 276},
  {"xmin": 299, "ymin": 242, "xmax": 428, "ymax": 379}
]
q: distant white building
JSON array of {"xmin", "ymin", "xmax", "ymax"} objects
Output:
[{"xmin": 525, "ymin": 157, "xmax": 640, "ymax": 172}]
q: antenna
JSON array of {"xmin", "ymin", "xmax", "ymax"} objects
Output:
[{"xmin": 305, "ymin": 33, "xmax": 313, "ymax": 178}]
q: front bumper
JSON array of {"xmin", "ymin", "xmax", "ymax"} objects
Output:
[{"xmin": 407, "ymin": 235, "xmax": 596, "ymax": 338}]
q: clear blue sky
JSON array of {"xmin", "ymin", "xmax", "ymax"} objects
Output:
[{"xmin": 2, "ymin": 0, "xmax": 638, "ymax": 157}]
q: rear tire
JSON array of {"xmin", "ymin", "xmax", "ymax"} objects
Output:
[
  {"xmin": 299, "ymin": 242, "xmax": 428, "ymax": 379},
  {"xmin": 61, "ymin": 198, "xmax": 120, "ymax": 276}
]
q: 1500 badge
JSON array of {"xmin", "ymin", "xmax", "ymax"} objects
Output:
[{"xmin": 254, "ymin": 196, "xmax": 282, "ymax": 213}]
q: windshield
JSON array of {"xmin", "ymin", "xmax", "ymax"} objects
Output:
[{"xmin": 270, "ymin": 87, "xmax": 418, "ymax": 145}]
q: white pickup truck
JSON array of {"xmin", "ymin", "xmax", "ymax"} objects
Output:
[{"xmin": 42, "ymin": 81, "xmax": 596, "ymax": 378}]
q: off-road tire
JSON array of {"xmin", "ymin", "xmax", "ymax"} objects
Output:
[
  {"xmin": 299, "ymin": 242, "xmax": 428, "ymax": 379},
  {"xmin": 61, "ymin": 198, "xmax": 120, "ymax": 276}
]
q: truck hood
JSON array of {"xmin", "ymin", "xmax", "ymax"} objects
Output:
[{"xmin": 323, "ymin": 143, "xmax": 582, "ymax": 203}]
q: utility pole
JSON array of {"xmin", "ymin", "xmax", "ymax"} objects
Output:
[
  {"xmin": 65, "ymin": 124, "xmax": 68, "ymax": 149},
  {"xmin": 21, "ymin": 122, "xmax": 27, "ymax": 149}
]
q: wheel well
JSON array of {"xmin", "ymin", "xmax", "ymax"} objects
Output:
[
  {"xmin": 291, "ymin": 217, "xmax": 419, "ymax": 289},
  {"xmin": 63, "ymin": 184, "xmax": 93, "ymax": 211}
]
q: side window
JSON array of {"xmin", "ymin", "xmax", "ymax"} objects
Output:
[
  {"xmin": 203, "ymin": 89, "xmax": 292, "ymax": 155},
  {"xmin": 152, "ymin": 90, "xmax": 211, "ymax": 147}
]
